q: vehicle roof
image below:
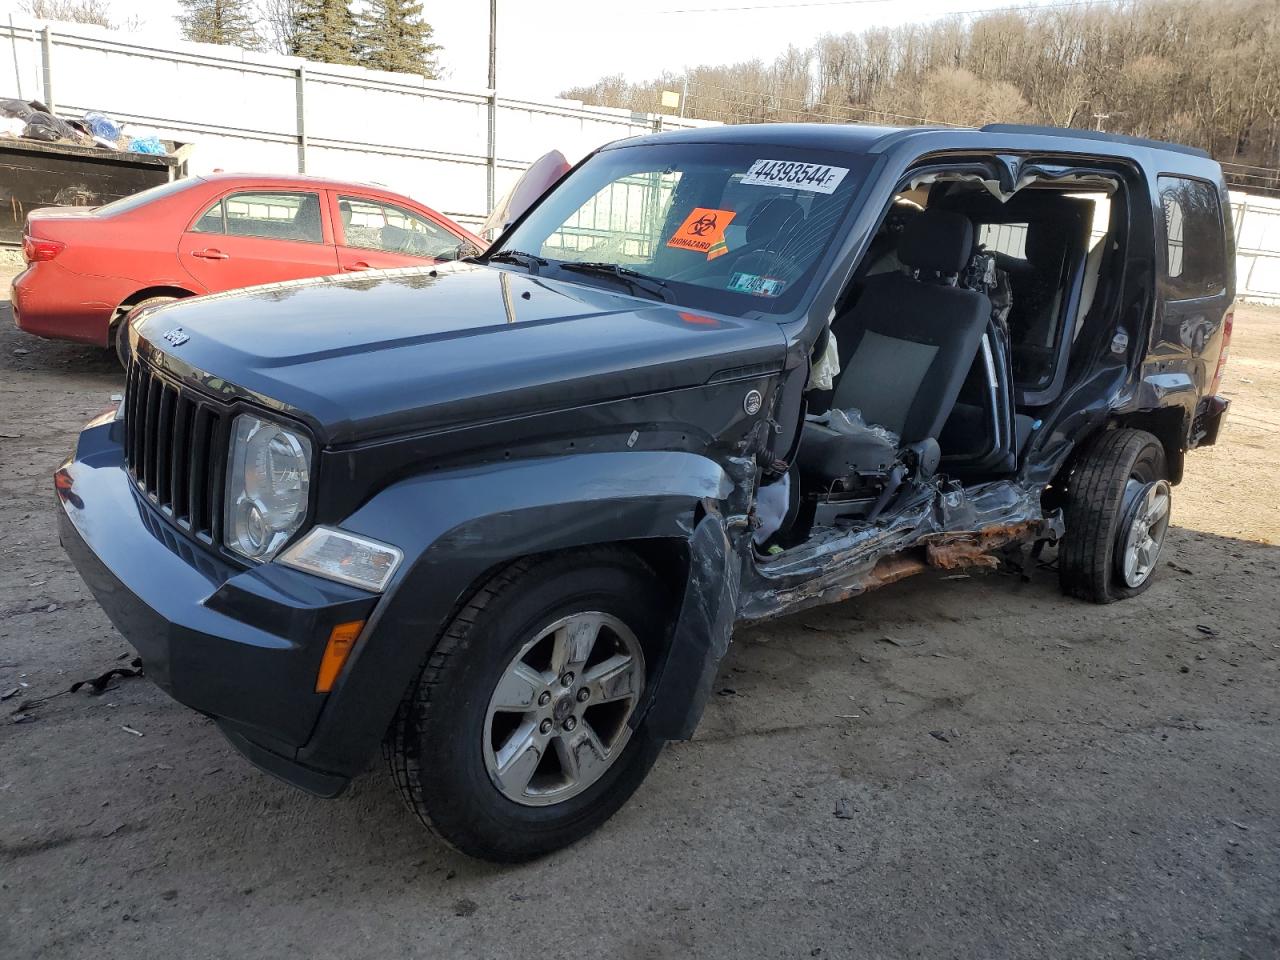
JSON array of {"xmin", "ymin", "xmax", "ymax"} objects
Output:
[
  {"xmin": 617, "ymin": 122, "xmax": 1218, "ymax": 169},
  {"xmin": 194, "ymin": 171, "xmax": 420, "ymax": 196}
]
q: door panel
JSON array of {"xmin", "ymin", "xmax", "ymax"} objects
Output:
[
  {"xmin": 1152, "ymin": 176, "xmax": 1233, "ymax": 396},
  {"xmin": 332, "ymin": 193, "xmax": 469, "ymax": 272},
  {"xmin": 178, "ymin": 190, "xmax": 338, "ymax": 292}
]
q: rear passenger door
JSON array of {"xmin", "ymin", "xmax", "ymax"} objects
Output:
[
  {"xmin": 178, "ymin": 189, "xmax": 339, "ymax": 293},
  {"xmin": 1152, "ymin": 176, "xmax": 1234, "ymax": 396},
  {"xmin": 331, "ymin": 193, "xmax": 469, "ymax": 272}
]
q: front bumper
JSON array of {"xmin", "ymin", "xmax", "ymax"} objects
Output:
[{"xmin": 56, "ymin": 414, "xmax": 377, "ymax": 796}]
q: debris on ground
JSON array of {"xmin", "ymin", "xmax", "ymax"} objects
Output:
[
  {"xmin": 69, "ymin": 658, "xmax": 143, "ymax": 696},
  {"xmin": 928, "ymin": 730, "xmax": 952, "ymax": 743},
  {"xmin": 878, "ymin": 635, "xmax": 925, "ymax": 648},
  {"xmin": 833, "ymin": 798, "xmax": 855, "ymax": 819},
  {"xmin": 120, "ymin": 725, "xmax": 143, "ymax": 737}
]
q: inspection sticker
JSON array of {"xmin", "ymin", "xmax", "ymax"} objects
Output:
[
  {"xmin": 667, "ymin": 207, "xmax": 737, "ymax": 255},
  {"xmin": 729, "ymin": 272, "xmax": 786, "ymax": 297},
  {"xmin": 741, "ymin": 159, "xmax": 849, "ymax": 194}
]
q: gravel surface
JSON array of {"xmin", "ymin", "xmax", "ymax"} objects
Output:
[{"xmin": 1, "ymin": 270, "xmax": 1278, "ymax": 959}]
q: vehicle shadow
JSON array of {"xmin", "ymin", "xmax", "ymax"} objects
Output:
[{"xmin": 0, "ymin": 302, "xmax": 122, "ymax": 382}]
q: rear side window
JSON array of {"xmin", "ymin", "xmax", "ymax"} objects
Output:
[
  {"xmin": 194, "ymin": 191, "xmax": 324, "ymax": 244},
  {"xmin": 337, "ymin": 196, "xmax": 462, "ymax": 259},
  {"xmin": 1159, "ymin": 176, "xmax": 1227, "ymax": 300},
  {"xmin": 192, "ymin": 200, "xmax": 224, "ymax": 233}
]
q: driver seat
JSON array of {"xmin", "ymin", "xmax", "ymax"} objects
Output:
[{"xmin": 800, "ymin": 209, "xmax": 991, "ymax": 484}]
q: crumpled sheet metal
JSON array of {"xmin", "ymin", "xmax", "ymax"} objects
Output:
[{"xmin": 737, "ymin": 478, "xmax": 1047, "ymax": 622}]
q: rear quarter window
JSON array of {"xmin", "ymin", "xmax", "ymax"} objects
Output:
[{"xmin": 1159, "ymin": 176, "xmax": 1227, "ymax": 300}]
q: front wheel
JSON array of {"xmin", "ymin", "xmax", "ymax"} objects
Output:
[
  {"xmin": 384, "ymin": 549, "xmax": 669, "ymax": 862},
  {"xmin": 1058, "ymin": 428, "xmax": 1171, "ymax": 603}
]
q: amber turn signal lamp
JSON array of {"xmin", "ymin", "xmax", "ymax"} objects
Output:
[{"xmin": 315, "ymin": 620, "xmax": 365, "ymax": 693}]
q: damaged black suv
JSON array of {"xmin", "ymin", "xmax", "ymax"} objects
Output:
[{"xmin": 57, "ymin": 123, "xmax": 1233, "ymax": 862}]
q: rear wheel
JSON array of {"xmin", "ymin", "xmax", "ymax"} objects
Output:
[
  {"xmin": 111, "ymin": 295, "xmax": 178, "ymax": 367},
  {"xmin": 384, "ymin": 548, "xmax": 668, "ymax": 862},
  {"xmin": 1058, "ymin": 428, "xmax": 1171, "ymax": 603}
]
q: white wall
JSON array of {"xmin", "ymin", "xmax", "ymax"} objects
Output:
[
  {"xmin": 0, "ymin": 15, "xmax": 716, "ymax": 228},
  {"xmin": 3, "ymin": 16, "xmax": 1279, "ymax": 302},
  {"xmin": 1231, "ymin": 191, "xmax": 1280, "ymax": 305}
]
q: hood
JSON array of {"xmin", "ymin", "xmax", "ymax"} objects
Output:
[{"xmin": 134, "ymin": 263, "xmax": 788, "ymax": 445}]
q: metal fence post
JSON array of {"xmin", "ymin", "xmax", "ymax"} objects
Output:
[
  {"xmin": 485, "ymin": 0, "xmax": 498, "ymax": 214},
  {"xmin": 40, "ymin": 25, "xmax": 53, "ymax": 110},
  {"xmin": 295, "ymin": 64, "xmax": 308, "ymax": 174}
]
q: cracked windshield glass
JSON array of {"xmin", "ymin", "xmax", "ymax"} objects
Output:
[{"xmin": 497, "ymin": 143, "xmax": 869, "ymax": 315}]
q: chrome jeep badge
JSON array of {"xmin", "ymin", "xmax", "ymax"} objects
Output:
[{"xmin": 163, "ymin": 327, "xmax": 189, "ymax": 346}]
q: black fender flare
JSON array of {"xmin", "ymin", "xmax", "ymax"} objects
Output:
[{"xmin": 295, "ymin": 450, "xmax": 738, "ymax": 776}]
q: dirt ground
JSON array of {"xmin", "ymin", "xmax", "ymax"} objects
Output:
[{"xmin": 1, "ymin": 267, "xmax": 1277, "ymax": 960}]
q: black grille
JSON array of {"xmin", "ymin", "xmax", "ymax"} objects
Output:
[{"xmin": 123, "ymin": 360, "xmax": 227, "ymax": 543}]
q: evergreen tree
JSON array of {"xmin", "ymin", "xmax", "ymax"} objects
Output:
[
  {"xmin": 290, "ymin": 0, "xmax": 359, "ymax": 67},
  {"xmin": 176, "ymin": 0, "xmax": 261, "ymax": 49},
  {"xmin": 357, "ymin": 0, "xmax": 441, "ymax": 79}
]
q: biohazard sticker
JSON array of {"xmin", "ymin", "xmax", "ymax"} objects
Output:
[
  {"xmin": 667, "ymin": 207, "xmax": 736, "ymax": 257},
  {"xmin": 740, "ymin": 159, "xmax": 849, "ymax": 194},
  {"xmin": 729, "ymin": 272, "xmax": 786, "ymax": 298}
]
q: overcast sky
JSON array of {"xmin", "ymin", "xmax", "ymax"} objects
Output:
[{"xmin": 0, "ymin": 0, "xmax": 1083, "ymax": 99}]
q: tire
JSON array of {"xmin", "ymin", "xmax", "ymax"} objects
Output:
[
  {"xmin": 1058, "ymin": 428, "xmax": 1171, "ymax": 603},
  {"xmin": 112, "ymin": 296, "xmax": 177, "ymax": 367},
  {"xmin": 384, "ymin": 548, "xmax": 669, "ymax": 862}
]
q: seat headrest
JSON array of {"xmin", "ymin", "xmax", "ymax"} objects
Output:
[
  {"xmin": 898, "ymin": 209, "xmax": 974, "ymax": 275},
  {"xmin": 747, "ymin": 198, "xmax": 805, "ymax": 244}
]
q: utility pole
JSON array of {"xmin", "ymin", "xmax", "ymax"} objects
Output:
[
  {"xmin": 486, "ymin": 0, "xmax": 498, "ymax": 214},
  {"xmin": 680, "ymin": 74, "xmax": 688, "ymax": 118}
]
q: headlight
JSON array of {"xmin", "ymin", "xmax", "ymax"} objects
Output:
[
  {"xmin": 224, "ymin": 413, "xmax": 312, "ymax": 561},
  {"xmin": 278, "ymin": 526, "xmax": 403, "ymax": 592}
]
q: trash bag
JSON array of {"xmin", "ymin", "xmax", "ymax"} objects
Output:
[
  {"xmin": 0, "ymin": 116, "xmax": 24, "ymax": 138},
  {"xmin": 22, "ymin": 110, "xmax": 83, "ymax": 143},
  {"xmin": 83, "ymin": 110, "xmax": 122, "ymax": 141},
  {"xmin": 0, "ymin": 98, "xmax": 35, "ymax": 120},
  {"xmin": 127, "ymin": 136, "xmax": 166, "ymax": 155},
  {"xmin": 23, "ymin": 113, "xmax": 63, "ymax": 142}
]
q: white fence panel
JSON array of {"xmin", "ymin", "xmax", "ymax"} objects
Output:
[
  {"xmin": 0, "ymin": 15, "xmax": 715, "ymax": 228},
  {"xmin": 3, "ymin": 16, "xmax": 1280, "ymax": 297}
]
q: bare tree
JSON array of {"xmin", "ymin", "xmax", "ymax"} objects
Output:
[
  {"xmin": 259, "ymin": 0, "xmax": 300, "ymax": 55},
  {"xmin": 562, "ymin": 0, "xmax": 1280, "ymax": 172},
  {"xmin": 19, "ymin": 0, "xmax": 141, "ymax": 29}
]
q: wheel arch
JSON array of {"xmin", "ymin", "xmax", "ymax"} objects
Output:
[
  {"xmin": 109, "ymin": 285, "xmax": 197, "ymax": 333},
  {"xmin": 1110, "ymin": 407, "xmax": 1187, "ymax": 484},
  {"xmin": 294, "ymin": 451, "xmax": 734, "ymax": 777}
]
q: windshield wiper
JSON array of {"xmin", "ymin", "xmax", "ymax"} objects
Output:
[
  {"xmin": 487, "ymin": 249, "xmax": 548, "ymax": 273},
  {"xmin": 556, "ymin": 261, "xmax": 672, "ymax": 302}
]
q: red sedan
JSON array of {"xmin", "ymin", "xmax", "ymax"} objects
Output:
[{"xmin": 11, "ymin": 173, "xmax": 485, "ymax": 349}]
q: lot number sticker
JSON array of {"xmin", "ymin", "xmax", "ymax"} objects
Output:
[
  {"xmin": 741, "ymin": 159, "xmax": 849, "ymax": 194},
  {"xmin": 667, "ymin": 207, "xmax": 737, "ymax": 257},
  {"xmin": 729, "ymin": 272, "xmax": 786, "ymax": 298}
]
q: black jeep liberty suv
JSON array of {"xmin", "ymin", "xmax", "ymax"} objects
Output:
[{"xmin": 57, "ymin": 123, "xmax": 1234, "ymax": 861}]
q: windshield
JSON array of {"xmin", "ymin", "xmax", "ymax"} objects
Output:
[
  {"xmin": 95, "ymin": 177, "xmax": 204, "ymax": 216},
  {"xmin": 495, "ymin": 142, "xmax": 869, "ymax": 316}
]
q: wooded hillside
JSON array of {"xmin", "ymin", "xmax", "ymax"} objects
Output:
[{"xmin": 562, "ymin": 0, "xmax": 1280, "ymax": 188}]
